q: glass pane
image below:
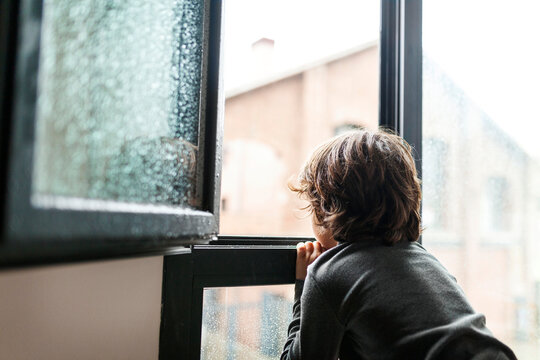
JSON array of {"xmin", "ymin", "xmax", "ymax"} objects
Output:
[
  {"xmin": 201, "ymin": 285, "xmax": 294, "ymax": 359},
  {"xmin": 423, "ymin": 1, "xmax": 540, "ymax": 358},
  {"xmin": 220, "ymin": 0, "xmax": 380, "ymax": 235},
  {"xmin": 33, "ymin": 0, "xmax": 203, "ymax": 207}
]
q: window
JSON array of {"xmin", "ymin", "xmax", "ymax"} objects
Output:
[
  {"xmin": 190, "ymin": 2, "xmax": 381, "ymax": 358},
  {"xmin": 422, "ymin": 0, "xmax": 540, "ymax": 357},
  {"xmin": 200, "ymin": 286, "xmax": 293, "ymax": 359},
  {"xmin": 159, "ymin": 1, "xmax": 419, "ymax": 359},
  {"xmin": 484, "ymin": 177, "xmax": 511, "ymax": 232},
  {"xmin": 34, "ymin": 0, "xmax": 202, "ymax": 207},
  {"xmin": 160, "ymin": 246, "xmax": 298, "ymax": 358},
  {"xmin": 1, "ymin": 0, "xmax": 222, "ymax": 264},
  {"xmin": 334, "ymin": 123, "xmax": 365, "ymax": 136},
  {"xmin": 422, "ymin": 138, "xmax": 448, "ymax": 230},
  {"xmin": 220, "ymin": 0, "xmax": 380, "ymax": 237}
]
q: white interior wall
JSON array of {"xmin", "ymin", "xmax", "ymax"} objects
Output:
[{"xmin": 0, "ymin": 256, "xmax": 163, "ymax": 360}]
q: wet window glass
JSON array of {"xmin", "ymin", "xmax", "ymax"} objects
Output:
[
  {"xmin": 33, "ymin": 0, "xmax": 203, "ymax": 208},
  {"xmin": 201, "ymin": 285, "xmax": 294, "ymax": 359},
  {"xmin": 423, "ymin": 0, "xmax": 540, "ymax": 357}
]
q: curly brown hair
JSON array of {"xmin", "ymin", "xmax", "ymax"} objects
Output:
[{"xmin": 290, "ymin": 130, "xmax": 422, "ymax": 244}]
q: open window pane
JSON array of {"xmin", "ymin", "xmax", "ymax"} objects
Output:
[
  {"xmin": 423, "ymin": 1, "xmax": 540, "ymax": 358},
  {"xmin": 220, "ymin": 0, "xmax": 380, "ymax": 236},
  {"xmin": 1, "ymin": 0, "xmax": 221, "ymax": 263},
  {"xmin": 201, "ymin": 285, "xmax": 294, "ymax": 360},
  {"xmin": 33, "ymin": 0, "xmax": 203, "ymax": 208}
]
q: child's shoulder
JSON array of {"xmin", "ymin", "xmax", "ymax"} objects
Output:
[
  {"xmin": 309, "ymin": 240, "xmax": 435, "ymax": 290},
  {"xmin": 308, "ymin": 241, "xmax": 380, "ymax": 285}
]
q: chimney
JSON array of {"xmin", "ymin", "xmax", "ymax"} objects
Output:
[{"xmin": 251, "ymin": 37, "xmax": 275, "ymax": 75}]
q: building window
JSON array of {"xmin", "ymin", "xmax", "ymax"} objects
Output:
[
  {"xmin": 422, "ymin": 138, "xmax": 447, "ymax": 230},
  {"xmin": 334, "ymin": 123, "xmax": 365, "ymax": 136},
  {"xmin": 485, "ymin": 177, "xmax": 511, "ymax": 232}
]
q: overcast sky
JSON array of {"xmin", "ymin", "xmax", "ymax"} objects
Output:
[
  {"xmin": 222, "ymin": 0, "xmax": 540, "ymax": 158},
  {"xmin": 424, "ymin": 0, "xmax": 540, "ymax": 158}
]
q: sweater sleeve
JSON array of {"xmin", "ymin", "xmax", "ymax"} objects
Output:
[{"xmin": 281, "ymin": 276, "xmax": 345, "ymax": 360}]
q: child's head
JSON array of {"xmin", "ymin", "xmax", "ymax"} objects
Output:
[{"xmin": 290, "ymin": 129, "xmax": 422, "ymax": 245}]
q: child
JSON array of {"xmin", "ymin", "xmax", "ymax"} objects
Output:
[{"xmin": 281, "ymin": 130, "xmax": 516, "ymax": 360}]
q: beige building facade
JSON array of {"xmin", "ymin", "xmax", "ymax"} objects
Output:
[{"xmin": 221, "ymin": 43, "xmax": 379, "ymax": 236}]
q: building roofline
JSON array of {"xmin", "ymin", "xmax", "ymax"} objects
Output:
[{"xmin": 225, "ymin": 40, "xmax": 378, "ymax": 99}]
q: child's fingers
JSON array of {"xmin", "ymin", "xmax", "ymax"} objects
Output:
[
  {"xmin": 304, "ymin": 241, "xmax": 314, "ymax": 253},
  {"xmin": 295, "ymin": 242, "xmax": 308, "ymax": 280},
  {"xmin": 295, "ymin": 241, "xmax": 323, "ymax": 280},
  {"xmin": 313, "ymin": 242, "xmax": 322, "ymax": 256},
  {"xmin": 309, "ymin": 241, "xmax": 322, "ymax": 263},
  {"xmin": 296, "ymin": 242, "xmax": 307, "ymax": 259}
]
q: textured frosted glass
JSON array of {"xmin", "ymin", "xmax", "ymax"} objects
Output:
[
  {"xmin": 201, "ymin": 286, "xmax": 294, "ymax": 360},
  {"xmin": 33, "ymin": 0, "xmax": 203, "ymax": 207}
]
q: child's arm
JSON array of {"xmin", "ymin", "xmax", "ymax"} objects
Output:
[{"xmin": 281, "ymin": 242, "xmax": 344, "ymax": 360}]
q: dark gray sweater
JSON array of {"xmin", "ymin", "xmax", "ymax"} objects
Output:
[{"xmin": 281, "ymin": 241, "xmax": 516, "ymax": 360}]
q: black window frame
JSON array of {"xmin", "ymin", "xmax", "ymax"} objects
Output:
[
  {"xmin": 159, "ymin": 241, "xmax": 304, "ymax": 359},
  {"xmin": 159, "ymin": 0, "xmax": 423, "ymax": 358},
  {"xmin": 380, "ymin": 0, "xmax": 422, "ymax": 177},
  {"xmin": 0, "ymin": 0, "xmax": 225, "ymax": 266}
]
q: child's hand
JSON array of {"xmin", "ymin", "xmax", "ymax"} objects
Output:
[{"xmin": 296, "ymin": 241, "xmax": 324, "ymax": 280}]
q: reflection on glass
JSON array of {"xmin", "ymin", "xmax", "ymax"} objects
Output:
[
  {"xmin": 201, "ymin": 285, "xmax": 294, "ymax": 360},
  {"xmin": 220, "ymin": 0, "xmax": 380, "ymax": 236},
  {"xmin": 33, "ymin": 0, "xmax": 203, "ymax": 207},
  {"xmin": 423, "ymin": 0, "xmax": 540, "ymax": 358}
]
